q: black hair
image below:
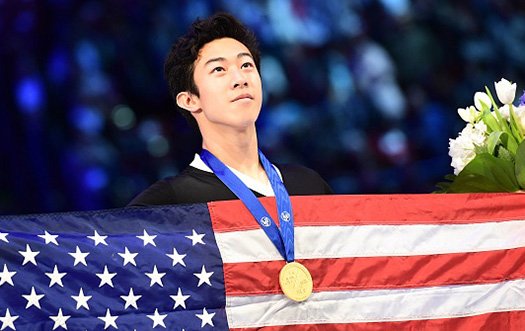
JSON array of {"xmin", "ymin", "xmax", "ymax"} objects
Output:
[{"xmin": 164, "ymin": 12, "xmax": 261, "ymax": 128}]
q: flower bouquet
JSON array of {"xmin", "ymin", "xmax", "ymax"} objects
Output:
[{"xmin": 436, "ymin": 78, "xmax": 525, "ymax": 193}]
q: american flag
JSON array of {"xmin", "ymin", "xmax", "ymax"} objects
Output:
[
  {"xmin": 1, "ymin": 194, "xmax": 525, "ymax": 330},
  {"xmin": 0, "ymin": 203, "xmax": 228, "ymax": 330}
]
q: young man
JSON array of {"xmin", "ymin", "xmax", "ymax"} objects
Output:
[{"xmin": 129, "ymin": 12, "xmax": 332, "ymax": 206}]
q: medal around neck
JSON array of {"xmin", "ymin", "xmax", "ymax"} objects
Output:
[
  {"xmin": 200, "ymin": 149, "xmax": 313, "ymax": 302},
  {"xmin": 279, "ymin": 262, "xmax": 313, "ymax": 302}
]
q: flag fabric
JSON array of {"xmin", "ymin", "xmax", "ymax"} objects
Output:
[
  {"xmin": 1, "ymin": 193, "xmax": 525, "ymax": 330},
  {"xmin": 0, "ymin": 203, "xmax": 228, "ymax": 330}
]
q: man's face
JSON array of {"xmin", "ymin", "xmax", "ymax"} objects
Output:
[{"xmin": 191, "ymin": 37, "xmax": 263, "ymax": 131}]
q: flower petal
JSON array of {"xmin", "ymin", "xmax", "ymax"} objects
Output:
[
  {"xmin": 474, "ymin": 92, "xmax": 492, "ymax": 111},
  {"xmin": 494, "ymin": 78, "xmax": 516, "ymax": 105}
]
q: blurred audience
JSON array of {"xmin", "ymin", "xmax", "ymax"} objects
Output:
[{"xmin": 1, "ymin": 0, "xmax": 524, "ymax": 214}]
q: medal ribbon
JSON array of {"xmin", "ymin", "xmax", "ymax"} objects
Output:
[{"xmin": 200, "ymin": 149, "xmax": 294, "ymax": 262}]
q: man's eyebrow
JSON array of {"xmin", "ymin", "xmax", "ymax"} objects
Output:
[
  {"xmin": 204, "ymin": 52, "xmax": 253, "ymax": 66},
  {"xmin": 237, "ymin": 52, "xmax": 253, "ymax": 60},
  {"xmin": 204, "ymin": 57, "xmax": 226, "ymax": 67}
]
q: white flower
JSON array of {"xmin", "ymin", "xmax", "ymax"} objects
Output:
[
  {"xmin": 494, "ymin": 78, "xmax": 516, "ymax": 105},
  {"xmin": 474, "ymin": 92, "xmax": 492, "ymax": 111},
  {"xmin": 449, "ymin": 138, "xmax": 475, "ymax": 175},
  {"xmin": 499, "ymin": 104, "xmax": 525, "ymax": 131},
  {"xmin": 514, "ymin": 105, "xmax": 525, "ymax": 131},
  {"xmin": 471, "ymin": 121, "xmax": 488, "ymax": 145},
  {"xmin": 457, "ymin": 106, "xmax": 479, "ymax": 123},
  {"xmin": 448, "ymin": 122, "xmax": 488, "ymax": 175},
  {"xmin": 498, "ymin": 104, "xmax": 510, "ymax": 120}
]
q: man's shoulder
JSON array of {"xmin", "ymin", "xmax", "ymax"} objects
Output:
[
  {"xmin": 278, "ymin": 163, "xmax": 321, "ymax": 175},
  {"xmin": 277, "ymin": 163, "xmax": 333, "ymax": 195},
  {"xmin": 128, "ymin": 166, "xmax": 236, "ymax": 207},
  {"xmin": 128, "ymin": 162, "xmax": 333, "ymax": 207},
  {"xmin": 163, "ymin": 166, "xmax": 217, "ymax": 186},
  {"xmin": 128, "ymin": 167, "xmax": 202, "ymax": 206}
]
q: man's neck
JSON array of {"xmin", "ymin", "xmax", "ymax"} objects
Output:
[{"xmin": 201, "ymin": 126, "xmax": 267, "ymax": 182}]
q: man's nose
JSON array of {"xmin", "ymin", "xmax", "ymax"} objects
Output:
[{"xmin": 231, "ymin": 68, "xmax": 248, "ymax": 88}]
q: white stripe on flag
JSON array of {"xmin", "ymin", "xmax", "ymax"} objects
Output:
[
  {"xmin": 226, "ymin": 278, "xmax": 525, "ymax": 328},
  {"xmin": 216, "ymin": 220, "xmax": 525, "ymax": 263}
]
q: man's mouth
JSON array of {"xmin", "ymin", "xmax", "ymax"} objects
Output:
[{"xmin": 232, "ymin": 94, "xmax": 253, "ymax": 102}]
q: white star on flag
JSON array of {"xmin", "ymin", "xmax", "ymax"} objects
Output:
[
  {"xmin": 71, "ymin": 288, "xmax": 92, "ymax": 310},
  {"xmin": 120, "ymin": 288, "xmax": 142, "ymax": 309},
  {"xmin": 193, "ymin": 265, "xmax": 213, "ymax": 287},
  {"xmin": 87, "ymin": 230, "xmax": 108, "ymax": 246},
  {"xmin": 170, "ymin": 287, "xmax": 190, "ymax": 309},
  {"xmin": 22, "ymin": 286, "xmax": 45, "ymax": 309},
  {"xmin": 147, "ymin": 308, "xmax": 167, "ymax": 328},
  {"xmin": 68, "ymin": 246, "xmax": 89, "ymax": 266},
  {"xmin": 96, "ymin": 265, "xmax": 117, "ymax": 288},
  {"xmin": 185, "ymin": 229, "xmax": 205, "ymax": 246},
  {"xmin": 0, "ymin": 264, "xmax": 16, "ymax": 286},
  {"xmin": 118, "ymin": 247, "xmax": 138, "ymax": 266},
  {"xmin": 0, "ymin": 308, "xmax": 18, "ymax": 330},
  {"xmin": 38, "ymin": 230, "xmax": 59, "ymax": 245},
  {"xmin": 145, "ymin": 265, "xmax": 165, "ymax": 287},
  {"xmin": 0, "ymin": 232, "xmax": 8, "ymax": 243},
  {"xmin": 45, "ymin": 265, "xmax": 67, "ymax": 287},
  {"xmin": 137, "ymin": 229, "xmax": 157, "ymax": 247},
  {"xmin": 166, "ymin": 247, "xmax": 186, "ymax": 267},
  {"xmin": 196, "ymin": 307, "xmax": 215, "ymax": 327},
  {"xmin": 18, "ymin": 244, "xmax": 40, "ymax": 266},
  {"xmin": 98, "ymin": 308, "xmax": 118, "ymax": 329},
  {"xmin": 49, "ymin": 308, "xmax": 70, "ymax": 330}
]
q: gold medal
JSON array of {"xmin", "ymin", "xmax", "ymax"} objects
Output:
[{"xmin": 279, "ymin": 262, "xmax": 313, "ymax": 302}]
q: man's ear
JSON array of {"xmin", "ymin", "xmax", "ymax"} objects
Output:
[{"xmin": 176, "ymin": 91, "xmax": 201, "ymax": 113}]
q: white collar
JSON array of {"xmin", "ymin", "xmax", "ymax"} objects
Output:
[{"xmin": 189, "ymin": 153, "xmax": 283, "ymax": 197}]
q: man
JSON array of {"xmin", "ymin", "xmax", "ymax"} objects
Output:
[{"xmin": 129, "ymin": 12, "xmax": 332, "ymax": 206}]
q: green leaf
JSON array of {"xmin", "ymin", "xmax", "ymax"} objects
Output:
[
  {"xmin": 486, "ymin": 131, "xmax": 503, "ymax": 155},
  {"xmin": 485, "ymin": 87, "xmax": 507, "ymax": 126},
  {"xmin": 509, "ymin": 104, "xmax": 524, "ymax": 141},
  {"xmin": 497, "ymin": 145, "xmax": 514, "ymax": 162},
  {"xmin": 442, "ymin": 153, "xmax": 519, "ymax": 192},
  {"xmin": 483, "ymin": 88, "xmax": 522, "ymax": 153},
  {"xmin": 434, "ymin": 174, "xmax": 456, "ymax": 193},
  {"xmin": 481, "ymin": 111, "xmax": 501, "ymax": 133},
  {"xmin": 484, "ymin": 86, "xmax": 516, "ymax": 138},
  {"xmin": 500, "ymin": 131, "xmax": 519, "ymax": 155},
  {"xmin": 434, "ymin": 181, "xmax": 451, "ymax": 193},
  {"xmin": 515, "ymin": 140, "xmax": 525, "ymax": 189}
]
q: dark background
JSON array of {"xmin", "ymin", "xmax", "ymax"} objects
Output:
[{"xmin": 1, "ymin": 0, "xmax": 525, "ymax": 215}]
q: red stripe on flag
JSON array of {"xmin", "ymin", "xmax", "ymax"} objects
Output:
[
  {"xmin": 223, "ymin": 247, "xmax": 525, "ymax": 296},
  {"xmin": 209, "ymin": 193, "xmax": 525, "ymax": 233},
  {"xmin": 230, "ymin": 310, "xmax": 525, "ymax": 331}
]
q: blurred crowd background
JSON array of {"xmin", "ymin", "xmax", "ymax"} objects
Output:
[{"xmin": 1, "ymin": 0, "xmax": 525, "ymax": 215}]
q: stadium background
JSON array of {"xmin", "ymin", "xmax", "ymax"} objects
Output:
[{"xmin": 1, "ymin": 0, "xmax": 524, "ymax": 214}]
